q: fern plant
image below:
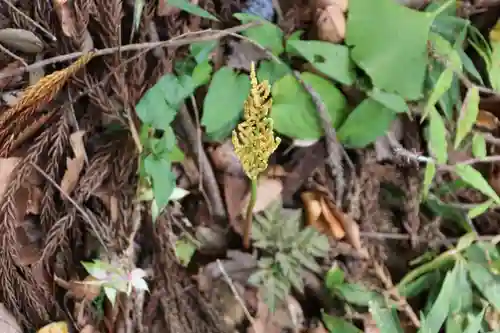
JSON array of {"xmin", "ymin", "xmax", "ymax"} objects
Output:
[{"xmin": 248, "ymin": 199, "xmax": 329, "ymax": 311}]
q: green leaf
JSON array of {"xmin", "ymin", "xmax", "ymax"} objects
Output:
[
  {"xmin": 345, "ymin": 0, "xmax": 433, "ymax": 100},
  {"xmin": 424, "ymin": 68, "xmax": 453, "ymax": 120},
  {"xmin": 322, "ymin": 312, "xmax": 362, "ymax": 333},
  {"xmin": 202, "ymin": 67, "xmax": 250, "ymax": 140},
  {"xmin": 463, "ymin": 307, "xmax": 486, "ymax": 333},
  {"xmin": 257, "ymin": 60, "xmax": 290, "ymax": 85},
  {"xmin": 136, "ymin": 83, "xmax": 177, "ymax": 131},
  {"xmin": 192, "ymin": 60, "xmax": 213, "ymax": 88},
  {"xmin": 271, "ymin": 72, "xmax": 347, "ymax": 140},
  {"xmin": 174, "ymin": 237, "xmax": 197, "ymax": 267},
  {"xmin": 489, "ymin": 41, "xmax": 500, "ymax": 93},
  {"xmin": 164, "ymin": 0, "xmax": 218, "ymax": 21},
  {"xmin": 325, "ymin": 262, "xmax": 345, "ymax": 291},
  {"xmin": 368, "ymin": 88, "xmax": 409, "ymax": 114},
  {"xmin": 104, "ymin": 287, "xmax": 117, "ymax": 306},
  {"xmin": 467, "ymin": 261, "xmax": 500, "ymax": 311},
  {"xmin": 143, "ymin": 155, "xmax": 176, "ymax": 212},
  {"xmin": 448, "ymin": 260, "xmax": 473, "ymax": 314},
  {"xmin": 468, "ymin": 199, "xmax": 494, "ymax": 219},
  {"xmin": 428, "ymin": 107, "xmax": 448, "ymax": 164},
  {"xmin": 472, "ymin": 132, "xmax": 487, "ymax": 159},
  {"xmin": 337, "ymin": 98, "xmax": 397, "ymax": 148},
  {"xmin": 369, "ymin": 301, "xmax": 404, "ymax": 333},
  {"xmin": 455, "ymin": 86, "xmax": 480, "ymax": 149},
  {"xmin": 286, "ymin": 40, "xmax": 355, "ymax": 85},
  {"xmin": 335, "ymin": 283, "xmax": 385, "ymax": 307},
  {"xmin": 454, "ymin": 164, "xmax": 500, "ymax": 203},
  {"xmin": 419, "ymin": 262, "xmax": 460, "ymax": 333},
  {"xmin": 190, "ymin": 40, "xmax": 218, "ymax": 64},
  {"xmin": 233, "ymin": 13, "xmax": 284, "ymax": 56},
  {"xmin": 167, "ymin": 144, "xmax": 185, "ymax": 163},
  {"xmin": 422, "ymin": 161, "xmax": 436, "ymax": 199}
]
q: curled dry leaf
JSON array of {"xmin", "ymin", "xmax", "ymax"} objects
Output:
[
  {"xmin": 242, "ymin": 176, "xmax": 283, "ymax": 214},
  {"xmin": 476, "ymin": 110, "xmax": 500, "ymax": 132},
  {"xmin": 301, "ymin": 191, "xmax": 345, "ymax": 239},
  {"xmin": 60, "ymin": 131, "xmax": 86, "ymax": 194},
  {"xmin": 0, "ymin": 28, "xmax": 43, "ymax": 53},
  {"xmin": 315, "ymin": 4, "xmax": 346, "ymax": 43},
  {"xmin": 52, "ymin": 0, "xmax": 76, "ymax": 37},
  {"xmin": 0, "ymin": 303, "xmax": 22, "ymax": 333},
  {"xmin": 227, "ymin": 40, "xmax": 269, "ymax": 71}
]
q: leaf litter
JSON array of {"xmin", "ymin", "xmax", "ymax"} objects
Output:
[{"xmin": 0, "ymin": 0, "xmax": 499, "ymax": 332}]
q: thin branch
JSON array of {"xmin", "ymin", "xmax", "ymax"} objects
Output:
[
  {"xmin": 1, "ymin": 0, "xmax": 57, "ymax": 41},
  {"xmin": 0, "ymin": 42, "xmax": 27, "ymax": 66},
  {"xmin": 178, "ymin": 105, "xmax": 226, "ymax": 218},
  {"xmin": 0, "ymin": 22, "xmax": 258, "ymax": 81},
  {"xmin": 216, "ymin": 259, "xmax": 256, "ymax": 328}
]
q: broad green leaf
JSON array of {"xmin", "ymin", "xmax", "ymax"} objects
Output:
[
  {"xmin": 472, "ymin": 132, "xmax": 487, "ymax": 158},
  {"xmin": 167, "ymin": 144, "xmax": 185, "ymax": 163},
  {"xmin": 257, "ymin": 60, "xmax": 290, "ymax": 85},
  {"xmin": 174, "ymin": 237, "xmax": 197, "ymax": 267},
  {"xmin": 335, "ymin": 283, "xmax": 385, "ymax": 307},
  {"xmin": 192, "ymin": 60, "xmax": 213, "ymax": 88},
  {"xmin": 422, "ymin": 161, "xmax": 436, "ymax": 199},
  {"xmin": 467, "ymin": 261, "xmax": 500, "ymax": 311},
  {"xmin": 468, "ymin": 199, "xmax": 494, "ymax": 219},
  {"xmin": 322, "ymin": 312, "xmax": 362, "ymax": 333},
  {"xmin": 398, "ymin": 272, "xmax": 438, "ymax": 298},
  {"xmin": 454, "ymin": 164, "xmax": 500, "ymax": 203},
  {"xmin": 136, "ymin": 83, "xmax": 177, "ymax": 130},
  {"xmin": 164, "ymin": 0, "xmax": 218, "ymax": 21},
  {"xmin": 428, "ymin": 107, "xmax": 448, "ymax": 164},
  {"xmin": 368, "ymin": 88, "xmax": 409, "ymax": 114},
  {"xmin": 455, "ymin": 232, "xmax": 477, "ymax": 252},
  {"xmin": 345, "ymin": 0, "xmax": 433, "ymax": 100},
  {"xmin": 202, "ymin": 67, "xmax": 250, "ymax": 140},
  {"xmin": 82, "ymin": 261, "xmax": 107, "ymax": 280},
  {"xmin": 419, "ymin": 262, "xmax": 459, "ymax": 333},
  {"xmin": 424, "ymin": 68, "xmax": 453, "ymax": 120},
  {"xmin": 458, "ymin": 48, "xmax": 483, "ymax": 84},
  {"xmin": 143, "ymin": 155, "xmax": 176, "ymax": 212},
  {"xmin": 325, "ymin": 262, "xmax": 345, "ymax": 290},
  {"xmin": 489, "ymin": 41, "xmax": 500, "ymax": 93},
  {"xmin": 337, "ymin": 99, "xmax": 397, "ymax": 148},
  {"xmin": 190, "ymin": 40, "xmax": 218, "ymax": 64},
  {"xmin": 286, "ymin": 40, "xmax": 355, "ymax": 85},
  {"xmin": 448, "ymin": 260, "xmax": 473, "ymax": 314},
  {"xmin": 455, "ymin": 86, "xmax": 480, "ymax": 149},
  {"xmin": 369, "ymin": 301, "xmax": 404, "ymax": 333},
  {"xmin": 271, "ymin": 72, "xmax": 347, "ymax": 140},
  {"xmin": 234, "ymin": 13, "xmax": 284, "ymax": 55}
]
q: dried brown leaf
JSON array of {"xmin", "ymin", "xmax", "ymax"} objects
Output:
[
  {"xmin": 240, "ymin": 176, "xmax": 283, "ymax": 215},
  {"xmin": 315, "ymin": 5, "xmax": 346, "ymax": 43},
  {"xmin": 0, "ymin": 61, "xmax": 23, "ymax": 89},
  {"xmin": 60, "ymin": 130, "xmax": 86, "ymax": 194},
  {"xmin": 53, "ymin": 0, "xmax": 76, "ymax": 37},
  {"xmin": 319, "ymin": 196, "xmax": 345, "ymax": 239},
  {"xmin": 248, "ymin": 293, "xmax": 304, "ymax": 333},
  {"xmin": 316, "ymin": 0, "xmax": 348, "ymax": 11}
]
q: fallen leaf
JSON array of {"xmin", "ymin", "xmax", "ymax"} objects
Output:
[
  {"xmin": 60, "ymin": 131, "xmax": 86, "ymax": 194},
  {"xmin": 0, "ymin": 28, "xmax": 43, "ymax": 53},
  {"xmin": 0, "ymin": 303, "xmax": 22, "ymax": 333},
  {"xmin": 476, "ymin": 110, "xmax": 499, "ymax": 132},
  {"xmin": 36, "ymin": 321, "xmax": 68, "ymax": 333},
  {"xmin": 248, "ymin": 293, "xmax": 304, "ymax": 333},
  {"xmin": 201, "ymin": 250, "xmax": 258, "ymax": 285},
  {"xmin": 210, "ymin": 139, "xmax": 245, "ymax": 175},
  {"xmin": 224, "ymin": 173, "xmax": 248, "ymax": 234},
  {"xmin": 301, "ymin": 191, "xmax": 323, "ymax": 228},
  {"xmin": 242, "ymin": 176, "xmax": 283, "ymax": 214},
  {"xmin": 315, "ymin": 5, "xmax": 346, "ymax": 43},
  {"xmin": 52, "ymin": 0, "xmax": 76, "ymax": 37},
  {"xmin": 227, "ymin": 40, "xmax": 269, "ymax": 71},
  {"xmin": 319, "ymin": 196, "xmax": 346, "ymax": 239}
]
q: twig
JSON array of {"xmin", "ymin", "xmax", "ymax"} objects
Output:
[
  {"xmin": 178, "ymin": 105, "xmax": 226, "ymax": 218},
  {"xmin": 482, "ymin": 132, "xmax": 500, "ymax": 146},
  {"xmin": 0, "ymin": 22, "xmax": 258, "ymax": 81},
  {"xmin": 29, "ymin": 162, "xmax": 109, "ymax": 252},
  {"xmin": 291, "ymin": 70, "xmax": 353, "ymax": 207},
  {"xmin": 372, "ymin": 261, "xmax": 421, "ymax": 328},
  {"xmin": 0, "ymin": 42, "xmax": 27, "ymax": 66},
  {"xmin": 216, "ymin": 259, "xmax": 256, "ymax": 328},
  {"xmin": 0, "ymin": 0, "xmax": 57, "ymax": 41}
]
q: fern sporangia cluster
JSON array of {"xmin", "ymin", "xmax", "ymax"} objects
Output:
[
  {"xmin": 232, "ymin": 62, "xmax": 281, "ymax": 248},
  {"xmin": 232, "ymin": 62, "xmax": 281, "ymax": 181}
]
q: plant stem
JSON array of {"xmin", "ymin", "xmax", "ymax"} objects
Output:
[{"xmin": 243, "ymin": 178, "xmax": 258, "ymax": 249}]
